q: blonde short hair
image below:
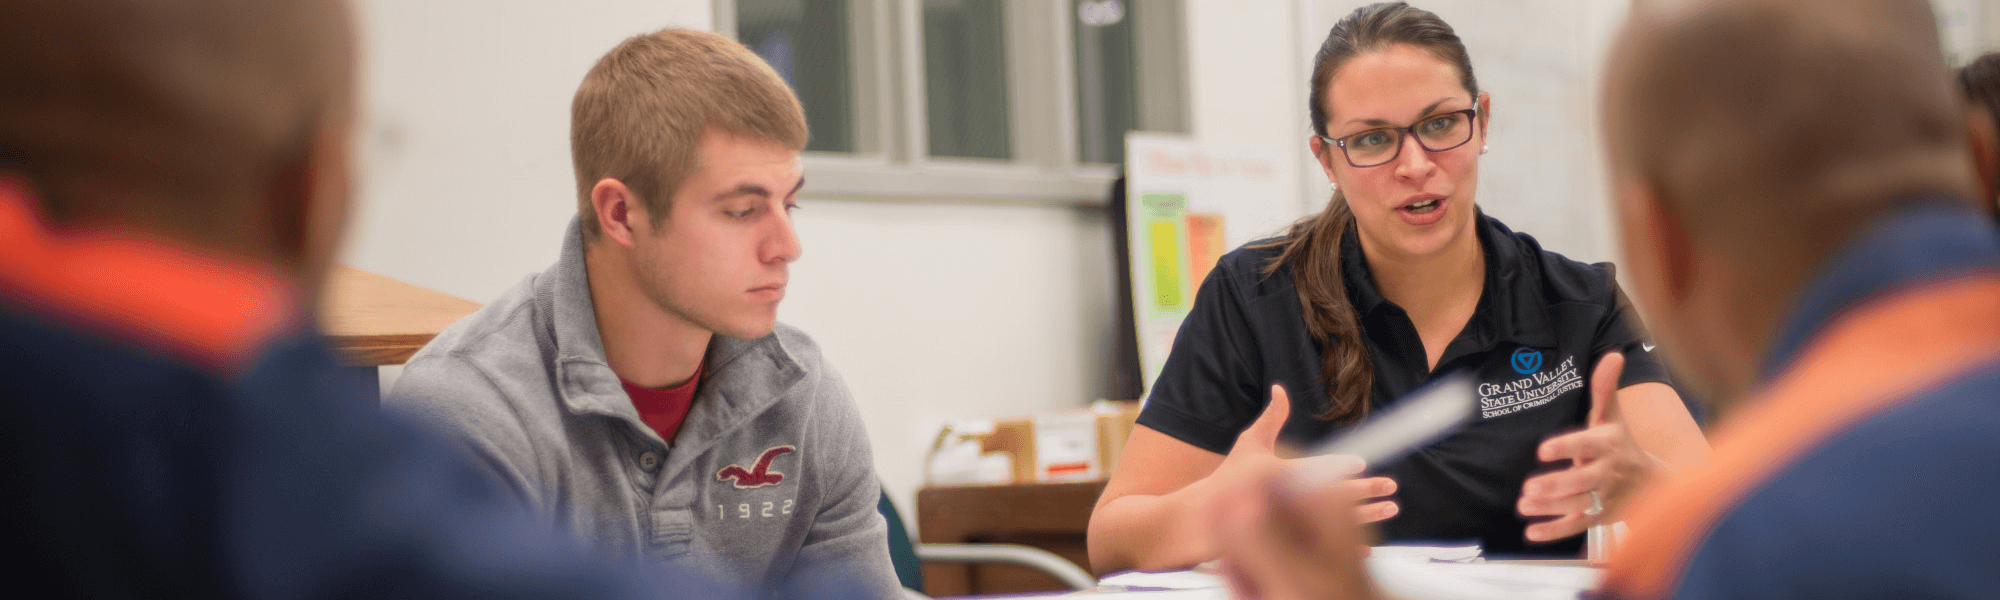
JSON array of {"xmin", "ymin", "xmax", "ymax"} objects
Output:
[{"xmin": 570, "ymin": 28, "xmax": 809, "ymax": 237}]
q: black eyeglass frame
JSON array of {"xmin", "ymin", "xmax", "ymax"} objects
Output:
[{"xmin": 1316, "ymin": 107, "xmax": 1482, "ymax": 168}]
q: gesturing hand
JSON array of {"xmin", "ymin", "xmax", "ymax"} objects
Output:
[
  {"xmin": 1202, "ymin": 385, "xmax": 1399, "ymax": 528},
  {"xmin": 1517, "ymin": 352, "xmax": 1663, "ymax": 542},
  {"xmin": 1209, "ymin": 458, "xmax": 1381, "ymax": 600}
]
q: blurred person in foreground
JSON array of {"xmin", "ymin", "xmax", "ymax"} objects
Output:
[
  {"xmin": 1203, "ymin": 0, "xmax": 2000, "ymax": 598},
  {"xmin": 0, "ymin": 1, "xmax": 768, "ymax": 597}
]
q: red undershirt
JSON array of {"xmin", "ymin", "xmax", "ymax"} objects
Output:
[{"xmin": 620, "ymin": 362, "xmax": 701, "ymax": 443}]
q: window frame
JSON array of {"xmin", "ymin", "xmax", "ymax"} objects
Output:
[{"xmin": 718, "ymin": 0, "xmax": 1187, "ymax": 204}]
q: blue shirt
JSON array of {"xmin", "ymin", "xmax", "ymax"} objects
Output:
[
  {"xmin": 1666, "ymin": 200, "xmax": 2000, "ymax": 600},
  {"xmin": 0, "ymin": 182, "xmax": 727, "ymax": 598}
]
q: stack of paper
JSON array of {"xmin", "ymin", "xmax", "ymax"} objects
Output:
[
  {"xmin": 1368, "ymin": 544, "xmax": 1483, "ymax": 563},
  {"xmin": 1089, "ymin": 545, "xmax": 1597, "ymax": 600},
  {"xmin": 1096, "ymin": 568, "xmax": 1226, "ymax": 592},
  {"xmin": 1369, "ymin": 559, "xmax": 1600, "ymax": 600}
]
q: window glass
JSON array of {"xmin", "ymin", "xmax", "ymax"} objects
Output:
[
  {"xmin": 1073, "ymin": 0, "xmax": 1139, "ymax": 165},
  {"xmin": 739, "ymin": 0, "xmax": 856, "ymax": 153},
  {"xmin": 922, "ymin": 0, "xmax": 1012, "ymax": 160}
]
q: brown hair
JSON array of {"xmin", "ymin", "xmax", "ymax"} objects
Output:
[
  {"xmin": 0, "ymin": 0, "xmax": 353, "ymax": 229},
  {"xmin": 570, "ymin": 28, "xmax": 809, "ymax": 238},
  {"xmin": 1958, "ymin": 52, "xmax": 2000, "ymax": 203},
  {"xmin": 1606, "ymin": 0, "xmax": 1968, "ymax": 256},
  {"xmin": 1260, "ymin": 2, "xmax": 1479, "ymax": 423},
  {"xmin": 1959, "ymin": 53, "xmax": 2000, "ymax": 125}
]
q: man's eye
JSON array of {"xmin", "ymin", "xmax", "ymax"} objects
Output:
[{"xmin": 726, "ymin": 208, "xmax": 756, "ymax": 218}]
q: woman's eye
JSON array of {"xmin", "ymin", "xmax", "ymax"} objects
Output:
[
  {"xmin": 726, "ymin": 208, "xmax": 756, "ymax": 218},
  {"xmin": 1352, "ymin": 131, "xmax": 1394, "ymax": 149},
  {"xmin": 1421, "ymin": 115, "xmax": 1458, "ymax": 133}
]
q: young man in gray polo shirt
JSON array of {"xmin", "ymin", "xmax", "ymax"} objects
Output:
[{"xmin": 388, "ymin": 28, "xmax": 898, "ymax": 599}]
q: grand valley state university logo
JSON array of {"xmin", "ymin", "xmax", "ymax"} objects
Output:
[
  {"xmin": 1511, "ymin": 347, "xmax": 1543, "ymax": 374},
  {"xmin": 1480, "ymin": 347, "xmax": 1583, "ymax": 419}
]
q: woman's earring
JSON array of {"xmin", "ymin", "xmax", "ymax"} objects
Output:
[
  {"xmin": 1328, "ymin": 180, "xmax": 1339, "ymax": 191},
  {"xmin": 1480, "ymin": 145, "xmax": 1490, "ymax": 155}
]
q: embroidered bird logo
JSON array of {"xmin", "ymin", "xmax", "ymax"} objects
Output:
[{"xmin": 716, "ymin": 445, "xmax": 797, "ymax": 489}]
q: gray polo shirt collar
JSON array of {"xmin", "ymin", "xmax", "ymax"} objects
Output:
[{"xmin": 538, "ymin": 219, "xmax": 806, "ymax": 450}]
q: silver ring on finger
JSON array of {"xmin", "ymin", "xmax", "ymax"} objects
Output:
[{"xmin": 1584, "ymin": 489, "xmax": 1604, "ymax": 516}]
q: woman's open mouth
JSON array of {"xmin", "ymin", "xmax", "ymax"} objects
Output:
[{"xmin": 1396, "ymin": 194, "xmax": 1450, "ymax": 226}]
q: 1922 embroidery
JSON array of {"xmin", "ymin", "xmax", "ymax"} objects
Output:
[{"xmin": 716, "ymin": 499, "xmax": 794, "ymax": 520}]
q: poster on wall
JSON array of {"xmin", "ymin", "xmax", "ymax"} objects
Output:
[{"xmin": 1126, "ymin": 133, "xmax": 1296, "ymax": 395}]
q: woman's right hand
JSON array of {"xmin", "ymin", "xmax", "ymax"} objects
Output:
[
  {"xmin": 1190, "ymin": 385, "xmax": 1400, "ymax": 547},
  {"xmin": 1088, "ymin": 385, "xmax": 1397, "ymax": 573}
]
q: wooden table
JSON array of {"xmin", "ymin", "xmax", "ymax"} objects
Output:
[
  {"xmin": 916, "ymin": 480, "xmax": 1106, "ymax": 597},
  {"xmin": 320, "ymin": 265, "xmax": 481, "ymax": 381}
]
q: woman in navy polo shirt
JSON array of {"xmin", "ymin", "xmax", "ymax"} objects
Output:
[{"xmin": 1087, "ymin": 2, "xmax": 1709, "ymax": 571}]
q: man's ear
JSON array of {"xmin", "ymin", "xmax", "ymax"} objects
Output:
[
  {"xmin": 1962, "ymin": 105, "xmax": 1999, "ymax": 207},
  {"xmin": 274, "ymin": 115, "xmax": 354, "ymax": 298},
  {"xmin": 1619, "ymin": 177, "xmax": 1697, "ymax": 308},
  {"xmin": 590, "ymin": 178, "xmax": 640, "ymax": 248}
]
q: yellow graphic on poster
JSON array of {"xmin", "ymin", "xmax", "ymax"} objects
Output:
[
  {"xmin": 1125, "ymin": 133, "xmax": 1294, "ymax": 395},
  {"xmin": 1140, "ymin": 193, "xmax": 1190, "ymax": 313},
  {"xmin": 1185, "ymin": 213, "xmax": 1226, "ymax": 288}
]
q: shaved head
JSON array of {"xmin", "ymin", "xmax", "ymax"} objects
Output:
[
  {"xmin": 0, "ymin": 0, "xmax": 355, "ymax": 239},
  {"xmin": 1606, "ymin": 0, "xmax": 1974, "ymax": 249},
  {"xmin": 1602, "ymin": 0, "xmax": 1979, "ymax": 405}
]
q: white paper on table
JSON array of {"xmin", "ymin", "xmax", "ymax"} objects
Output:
[
  {"xmin": 1078, "ymin": 590, "xmax": 1227, "ymax": 599},
  {"xmin": 1094, "ymin": 546, "xmax": 1592, "ymax": 600},
  {"xmin": 1369, "ymin": 558, "xmax": 1601, "ymax": 600},
  {"xmin": 1370, "ymin": 544, "xmax": 1483, "ymax": 563},
  {"xmin": 1096, "ymin": 569, "xmax": 1226, "ymax": 591},
  {"xmin": 1095, "ymin": 546, "xmax": 1477, "ymax": 592}
]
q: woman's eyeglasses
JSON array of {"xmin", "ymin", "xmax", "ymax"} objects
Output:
[{"xmin": 1318, "ymin": 108, "xmax": 1480, "ymax": 168}]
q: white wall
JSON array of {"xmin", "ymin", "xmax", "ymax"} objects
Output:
[
  {"xmin": 788, "ymin": 0, "xmax": 1310, "ymax": 523},
  {"xmin": 777, "ymin": 199, "xmax": 1118, "ymax": 522},
  {"xmin": 349, "ymin": 0, "xmax": 713, "ymax": 302},
  {"xmin": 1185, "ymin": 0, "xmax": 1310, "ymax": 218}
]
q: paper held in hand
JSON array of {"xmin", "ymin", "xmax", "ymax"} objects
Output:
[{"xmin": 1285, "ymin": 372, "xmax": 1477, "ymax": 494}]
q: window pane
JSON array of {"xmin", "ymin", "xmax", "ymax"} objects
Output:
[
  {"xmin": 1074, "ymin": 0, "xmax": 1138, "ymax": 165},
  {"xmin": 922, "ymin": 0, "xmax": 1011, "ymax": 160},
  {"xmin": 739, "ymin": 0, "xmax": 855, "ymax": 153}
]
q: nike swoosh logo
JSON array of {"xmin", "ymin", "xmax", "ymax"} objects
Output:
[{"xmin": 1642, "ymin": 343, "xmax": 1656, "ymax": 352}]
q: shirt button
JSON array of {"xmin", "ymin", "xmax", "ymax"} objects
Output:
[{"xmin": 639, "ymin": 451, "xmax": 661, "ymax": 471}]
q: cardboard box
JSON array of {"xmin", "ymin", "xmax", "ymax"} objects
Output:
[
  {"xmin": 1035, "ymin": 411, "xmax": 1100, "ymax": 482},
  {"xmin": 926, "ymin": 401, "xmax": 1142, "ymax": 485},
  {"xmin": 982, "ymin": 418, "xmax": 1038, "ymax": 484},
  {"xmin": 1095, "ymin": 401, "xmax": 1141, "ymax": 475}
]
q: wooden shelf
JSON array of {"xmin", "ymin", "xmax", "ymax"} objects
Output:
[
  {"xmin": 320, "ymin": 266, "xmax": 480, "ymax": 367},
  {"xmin": 916, "ymin": 480, "xmax": 1106, "ymax": 596}
]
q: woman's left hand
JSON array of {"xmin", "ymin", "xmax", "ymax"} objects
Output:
[{"xmin": 1517, "ymin": 351, "xmax": 1666, "ymax": 542}]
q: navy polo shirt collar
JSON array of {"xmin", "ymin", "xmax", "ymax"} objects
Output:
[
  {"xmin": 1761, "ymin": 197, "xmax": 2000, "ymax": 381},
  {"xmin": 1339, "ymin": 209, "xmax": 1561, "ymax": 353}
]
